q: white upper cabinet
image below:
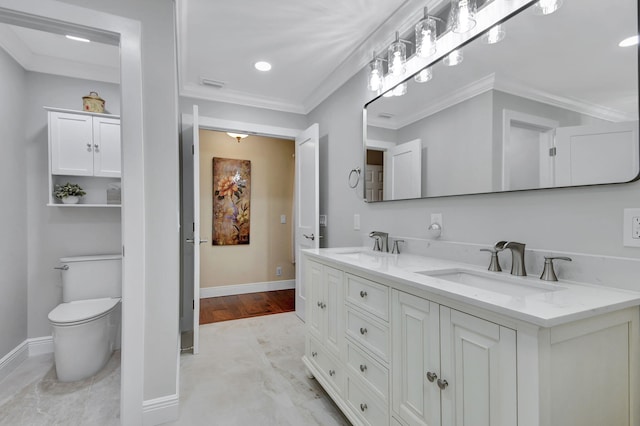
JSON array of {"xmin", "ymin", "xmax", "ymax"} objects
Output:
[{"xmin": 49, "ymin": 110, "xmax": 121, "ymax": 177}]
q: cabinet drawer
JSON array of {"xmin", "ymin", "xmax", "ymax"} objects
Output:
[
  {"xmin": 309, "ymin": 338, "xmax": 345, "ymax": 396},
  {"xmin": 346, "ymin": 308, "xmax": 390, "ymax": 363},
  {"xmin": 346, "ymin": 274, "xmax": 389, "ymax": 321},
  {"xmin": 346, "ymin": 375, "xmax": 388, "ymax": 426},
  {"xmin": 346, "ymin": 342, "xmax": 389, "ymax": 402}
]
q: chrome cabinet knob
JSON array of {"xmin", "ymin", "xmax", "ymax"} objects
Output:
[
  {"xmin": 359, "ymin": 364, "xmax": 367, "ymax": 372},
  {"xmin": 426, "ymin": 371, "xmax": 437, "ymax": 382},
  {"xmin": 317, "ymin": 301, "xmax": 322, "ymax": 307},
  {"xmin": 359, "ymin": 290, "xmax": 367, "ymax": 298},
  {"xmin": 94, "ymin": 143, "xmax": 100, "ymax": 152},
  {"xmin": 437, "ymin": 378, "xmax": 449, "ymax": 390},
  {"xmin": 360, "ymin": 403, "xmax": 368, "ymax": 412},
  {"xmin": 359, "ymin": 327, "xmax": 367, "ymax": 335},
  {"xmin": 329, "ymin": 369, "xmax": 335, "ymax": 376},
  {"xmin": 311, "ymin": 351, "xmax": 317, "ymax": 357},
  {"xmin": 86, "ymin": 142, "xmax": 92, "ymax": 151}
]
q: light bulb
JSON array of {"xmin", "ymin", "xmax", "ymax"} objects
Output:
[
  {"xmin": 388, "ymin": 33, "xmax": 407, "ymax": 77},
  {"xmin": 393, "ymin": 83, "xmax": 407, "ymax": 97},
  {"xmin": 449, "ymin": 0, "xmax": 477, "ymax": 34},
  {"xmin": 416, "ymin": 15, "xmax": 437, "ymax": 58},
  {"xmin": 414, "ymin": 67, "xmax": 433, "ymax": 83},
  {"xmin": 367, "ymin": 58, "xmax": 384, "ymax": 92},
  {"xmin": 533, "ymin": 0, "xmax": 563, "ymax": 15},
  {"xmin": 443, "ymin": 49, "xmax": 463, "ymax": 66},
  {"xmin": 482, "ymin": 24, "xmax": 506, "ymax": 44}
]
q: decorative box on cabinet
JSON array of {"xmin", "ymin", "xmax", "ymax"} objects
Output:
[{"xmin": 45, "ymin": 107, "xmax": 121, "ymax": 207}]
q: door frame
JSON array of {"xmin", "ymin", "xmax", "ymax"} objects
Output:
[
  {"xmin": 0, "ymin": 1, "xmax": 145, "ymax": 424},
  {"xmin": 180, "ymin": 113, "xmax": 304, "ymax": 339}
]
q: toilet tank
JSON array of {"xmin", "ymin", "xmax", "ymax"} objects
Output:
[{"xmin": 59, "ymin": 254, "xmax": 122, "ymax": 302}]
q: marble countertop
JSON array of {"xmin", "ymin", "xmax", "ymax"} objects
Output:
[{"xmin": 304, "ymin": 247, "xmax": 640, "ymax": 328}]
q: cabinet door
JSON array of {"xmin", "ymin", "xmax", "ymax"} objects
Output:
[
  {"xmin": 93, "ymin": 117, "xmax": 121, "ymax": 177},
  {"xmin": 49, "ymin": 112, "xmax": 94, "ymax": 176},
  {"xmin": 392, "ymin": 290, "xmax": 441, "ymax": 426},
  {"xmin": 440, "ymin": 308, "xmax": 517, "ymax": 426},
  {"xmin": 324, "ymin": 266, "xmax": 344, "ymax": 358},
  {"xmin": 306, "ymin": 260, "xmax": 324, "ymax": 340}
]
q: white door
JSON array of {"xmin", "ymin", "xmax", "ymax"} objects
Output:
[
  {"xmin": 365, "ymin": 164, "xmax": 384, "ymax": 201},
  {"xmin": 555, "ymin": 121, "xmax": 639, "ymax": 186},
  {"xmin": 49, "ymin": 111, "xmax": 94, "ymax": 176},
  {"xmin": 392, "ymin": 290, "xmax": 441, "ymax": 426},
  {"xmin": 93, "ymin": 117, "xmax": 122, "ymax": 177},
  {"xmin": 439, "ymin": 307, "xmax": 517, "ymax": 426},
  {"xmin": 295, "ymin": 123, "xmax": 319, "ymax": 321},
  {"xmin": 384, "ymin": 139, "xmax": 422, "ymax": 200}
]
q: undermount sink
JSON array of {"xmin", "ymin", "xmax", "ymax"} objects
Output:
[{"xmin": 418, "ymin": 269, "xmax": 563, "ymax": 297}]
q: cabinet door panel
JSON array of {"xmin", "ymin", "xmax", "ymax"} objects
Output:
[
  {"xmin": 392, "ymin": 290, "xmax": 440, "ymax": 426},
  {"xmin": 306, "ymin": 260, "xmax": 324, "ymax": 340},
  {"xmin": 93, "ymin": 117, "xmax": 121, "ymax": 177},
  {"xmin": 324, "ymin": 266, "xmax": 344, "ymax": 358},
  {"xmin": 440, "ymin": 308, "xmax": 517, "ymax": 426},
  {"xmin": 50, "ymin": 112, "xmax": 93, "ymax": 176}
]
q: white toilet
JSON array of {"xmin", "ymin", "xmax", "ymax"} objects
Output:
[{"xmin": 48, "ymin": 254, "xmax": 122, "ymax": 382}]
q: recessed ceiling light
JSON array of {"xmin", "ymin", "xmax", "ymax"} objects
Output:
[
  {"xmin": 619, "ymin": 35, "xmax": 639, "ymax": 47},
  {"xmin": 65, "ymin": 35, "xmax": 91, "ymax": 43},
  {"xmin": 254, "ymin": 61, "xmax": 272, "ymax": 72}
]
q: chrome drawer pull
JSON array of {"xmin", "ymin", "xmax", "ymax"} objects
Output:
[
  {"xmin": 360, "ymin": 403, "xmax": 368, "ymax": 412},
  {"xmin": 329, "ymin": 369, "xmax": 335, "ymax": 376},
  {"xmin": 426, "ymin": 371, "xmax": 437, "ymax": 382},
  {"xmin": 359, "ymin": 327, "xmax": 367, "ymax": 335},
  {"xmin": 437, "ymin": 378, "xmax": 449, "ymax": 390},
  {"xmin": 359, "ymin": 290, "xmax": 367, "ymax": 298},
  {"xmin": 359, "ymin": 364, "xmax": 367, "ymax": 372}
]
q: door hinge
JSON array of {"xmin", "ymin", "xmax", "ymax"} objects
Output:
[
  {"xmin": 192, "ymin": 144, "xmax": 194, "ymax": 155},
  {"xmin": 192, "ymin": 299, "xmax": 195, "ymax": 310},
  {"xmin": 122, "ymin": 245, "xmax": 125, "ymax": 256},
  {"xmin": 192, "ymin": 222, "xmax": 195, "ymax": 232},
  {"xmin": 549, "ymin": 147, "xmax": 557, "ymax": 157}
]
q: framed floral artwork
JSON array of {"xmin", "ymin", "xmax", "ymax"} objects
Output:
[{"xmin": 212, "ymin": 158, "xmax": 251, "ymax": 245}]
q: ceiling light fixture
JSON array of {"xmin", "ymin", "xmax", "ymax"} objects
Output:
[
  {"xmin": 532, "ymin": 0, "xmax": 563, "ymax": 15},
  {"xmin": 227, "ymin": 132, "xmax": 249, "ymax": 143},
  {"xmin": 482, "ymin": 24, "xmax": 506, "ymax": 44},
  {"xmin": 254, "ymin": 61, "xmax": 272, "ymax": 72},
  {"xmin": 415, "ymin": 7, "xmax": 440, "ymax": 58},
  {"xmin": 65, "ymin": 35, "xmax": 90, "ymax": 43},
  {"xmin": 619, "ymin": 35, "xmax": 640, "ymax": 47},
  {"xmin": 388, "ymin": 32, "xmax": 407, "ymax": 78},
  {"xmin": 449, "ymin": 0, "xmax": 477, "ymax": 34},
  {"xmin": 414, "ymin": 67, "xmax": 433, "ymax": 83},
  {"xmin": 443, "ymin": 49, "xmax": 463, "ymax": 66}
]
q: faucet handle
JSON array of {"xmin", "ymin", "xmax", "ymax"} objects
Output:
[
  {"xmin": 391, "ymin": 239, "xmax": 405, "ymax": 254},
  {"xmin": 480, "ymin": 248, "xmax": 502, "ymax": 272},
  {"xmin": 372, "ymin": 237, "xmax": 381, "ymax": 252},
  {"xmin": 540, "ymin": 256, "xmax": 572, "ymax": 282}
]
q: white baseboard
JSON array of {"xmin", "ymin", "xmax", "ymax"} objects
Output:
[
  {"xmin": 29, "ymin": 336, "xmax": 54, "ymax": 357},
  {"xmin": 200, "ymin": 279, "xmax": 295, "ymax": 299},
  {"xmin": 143, "ymin": 394, "xmax": 179, "ymax": 426},
  {"xmin": 0, "ymin": 336, "xmax": 54, "ymax": 382},
  {"xmin": 0, "ymin": 340, "xmax": 28, "ymax": 383}
]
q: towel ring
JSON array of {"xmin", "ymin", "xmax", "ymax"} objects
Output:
[{"xmin": 348, "ymin": 167, "xmax": 361, "ymax": 188}]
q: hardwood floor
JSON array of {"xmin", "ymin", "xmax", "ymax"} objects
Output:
[{"xmin": 200, "ymin": 289, "xmax": 295, "ymax": 324}]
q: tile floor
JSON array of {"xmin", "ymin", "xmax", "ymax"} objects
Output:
[{"xmin": 0, "ymin": 313, "xmax": 349, "ymax": 426}]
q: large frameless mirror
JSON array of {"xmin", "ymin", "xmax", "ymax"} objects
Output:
[{"xmin": 363, "ymin": 0, "xmax": 639, "ymax": 202}]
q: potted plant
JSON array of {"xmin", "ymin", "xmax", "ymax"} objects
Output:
[{"xmin": 54, "ymin": 182, "xmax": 86, "ymax": 204}]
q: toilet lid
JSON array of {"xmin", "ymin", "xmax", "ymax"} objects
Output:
[{"xmin": 48, "ymin": 298, "xmax": 120, "ymax": 325}]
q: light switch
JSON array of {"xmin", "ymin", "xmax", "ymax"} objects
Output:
[{"xmin": 280, "ymin": 214, "xmax": 286, "ymax": 224}]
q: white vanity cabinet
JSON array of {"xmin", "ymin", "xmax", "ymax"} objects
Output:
[
  {"xmin": 302, "ymin": 252, "xmax": 639, "ymax": 426},
  {"xmin": 46, "ymin": 108, "xmax": 121, "ymax": 206},
  {"xmin": 392, "ymin": 290, "xmax": 516, "ymax": 426}
]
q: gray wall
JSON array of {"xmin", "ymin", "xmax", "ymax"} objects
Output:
[
  {"xmin": 0, "ymin": 47, "xmax": 28, "ymax": 360},
  {"xmin": 24, "ymin": 72, "xmax": 121, "ymax": 339},
  {"xmin": 309, "ymin": 66, "xmax": 640, "ymax": 261},
  {"xmin": 60, "ymin": 0, "xmax": 181, "ymax": 402}
]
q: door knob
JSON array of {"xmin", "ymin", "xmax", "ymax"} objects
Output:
[{"xmin": 303, "ymin": 233, "xmax": 315, "ymax": 241}]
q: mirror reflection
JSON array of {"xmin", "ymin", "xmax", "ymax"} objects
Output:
[{"xmin": 364, "ymin": 0, "xmax": 639, "ymax": 202}]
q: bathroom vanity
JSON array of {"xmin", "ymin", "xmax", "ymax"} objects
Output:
[{"xmin": 301, "ymin": 248, "xmax": 640, "ymax": 426}]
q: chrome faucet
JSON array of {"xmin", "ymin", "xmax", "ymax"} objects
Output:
[
  {"xmin": 369, "ymin": 231, "xmax": 389, "ymax": 252},
  {"xmin": 496, "ymin": 241, "xmax": 527, "ymax": 276}
]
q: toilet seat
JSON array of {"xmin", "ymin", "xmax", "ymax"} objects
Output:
[{"xmin": 48, "ymin": 298, "xmax": 120, "ymax": 326}]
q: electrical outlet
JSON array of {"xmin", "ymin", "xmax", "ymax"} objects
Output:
[
  {"xmin": 623, "ymin": 208, "xmax": 640, "ymax": 247},
  {"xmin": 276, "ymin": 266, "xmax": 282, "ymax": 276}
]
